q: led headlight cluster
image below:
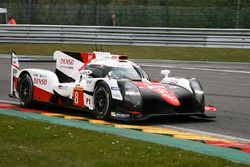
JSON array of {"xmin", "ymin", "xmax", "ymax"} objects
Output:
[
  {"xmin": 189, "ymin": 79, "xmax": 204, "ymax": 104},
  {"xmin": 124, "ymin": 82, "xmax": 142, "ymax": 107},
  {"xmin": 190, "ymin": 80, "xmax": 204, "ymax": 94}
]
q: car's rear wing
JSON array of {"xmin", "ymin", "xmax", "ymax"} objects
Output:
[{"xmin": 9, "ymin": 51, "xmax": 20, "ymax": 98}]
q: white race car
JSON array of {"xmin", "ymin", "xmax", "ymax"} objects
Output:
[{"xmin": 9, "ymin": 51, "xmax": 215, "ymax": 120}]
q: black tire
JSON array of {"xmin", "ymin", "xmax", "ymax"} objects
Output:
[
  {"xmin": 93, "ymin": 81, "xmax": 112, "ymax": 119},
  {"xmin": 18, "ymin": 73, "xmax": 34, "ymax": 107}
]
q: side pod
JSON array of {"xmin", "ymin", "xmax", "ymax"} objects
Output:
[{"xmin": 9, "ymin": 51, "xmax": 20, "ymax": 98}]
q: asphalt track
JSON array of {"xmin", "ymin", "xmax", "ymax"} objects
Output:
[{"xmin": 0, "ymin": 55, "xmax": 250, "ymax": 140}]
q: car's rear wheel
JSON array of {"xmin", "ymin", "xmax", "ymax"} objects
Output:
[
  {"xmin": 93, "ymin": 81, "xmax": 112, "ymax": 119},
  {"xmin": 18, "ymin": 73, "xmax": 34, "ymax": 107}
]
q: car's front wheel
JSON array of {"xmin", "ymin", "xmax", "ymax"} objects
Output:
[
  {"xmin": 93, "ymin": 81, "xmax": 112, "ymax": 119},
  {"xmin": 18, "ymin": 73, "xmax": 34, "ymax": 107}
]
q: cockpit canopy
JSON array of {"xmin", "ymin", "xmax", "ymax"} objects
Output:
[{"xmin": 86, "ymin": 62, "xmax": 150, "ymax": 81}]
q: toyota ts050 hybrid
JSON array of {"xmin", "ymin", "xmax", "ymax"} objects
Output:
[{"xmin": 9, "ymin": 51, "xmax": 215, "ymax": 120}]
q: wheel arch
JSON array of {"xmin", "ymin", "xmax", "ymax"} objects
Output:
[
  {"xmin": 93, "ymin": 80, "xmax": 113, "ymax": 119},
  {"xmin": 18, "ymin": 70, "xmax": 32, "ymax": 80},
  {"xmin": 17, "ymin": 70, "xmax": 33, "ymax": 95},
  {"xmin": 17, "ymin": 71, "xmax": 34, "ymax": 107},
  {"xmin": 92, "ymin": 78, "xmax": 123, "ymax": 101},
  {"xmin": 93, "ymin": 79, "xmax": 105, "ymax": 89}
]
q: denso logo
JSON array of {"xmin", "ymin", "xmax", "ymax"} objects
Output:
[
  {"xmin": 34, "ymin": 78, "xmax": 47, "ymax": 85},
  {"xmin": 60, "ymin": 58, "xmax": 74, "ymax": 65}
]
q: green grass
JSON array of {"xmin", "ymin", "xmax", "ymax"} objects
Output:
[
  {"xmin": 1, "ymin": 43, "xmax": 250, "ymax": 62},
  {"xmin": 0, "ymin": 114, "xmax": 249, "ymax": 167}
]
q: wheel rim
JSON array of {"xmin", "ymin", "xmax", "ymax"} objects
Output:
[
  {"xmin": 20, "ymin": 78, "xmax": 31, "ymax": 101},
  {"xmin": 94, "ymin": 87, "xmax": 109, "ymax": 115}
]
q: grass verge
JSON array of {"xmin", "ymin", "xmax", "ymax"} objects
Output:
[
  {"xmin": 0, "ymin": 114, "xmax": 249, "ymax": 167},
  {"xmin": 1, "ymin": 43, "xmax": 250, "ymax": 62}
]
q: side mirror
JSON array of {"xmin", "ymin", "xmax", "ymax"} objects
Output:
[
  {"xmin": 107, "ymin": 71, "xmax": 112, "ymax": 79},
  {"xmin": 161, "ymin": 70, "xmax": 171, "ymax": 78},
  {"xmin": 81, "ymin": 70, "xmax": 92, "ymax": 75},
  {"xmin": 79, "ymin": 70, "xmax": 93, "ymax": 82}
]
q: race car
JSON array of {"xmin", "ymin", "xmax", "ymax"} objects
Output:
[{"xmin": 9, "ymin": 51, "xmax": 215, "ymax": 120}]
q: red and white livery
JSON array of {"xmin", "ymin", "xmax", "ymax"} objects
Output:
[{"xmin": 10, "ymin": 51, "xmax": 215, "ymax": 120}]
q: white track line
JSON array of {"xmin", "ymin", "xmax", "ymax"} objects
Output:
[{"xmin": 141, "ymin": 64, "xmax": 250, "ymax": 74}]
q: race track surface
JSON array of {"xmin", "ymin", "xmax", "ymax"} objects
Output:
[{"xmin": 1, "ymin": 55, "xmax": 250, "ymax": 140}]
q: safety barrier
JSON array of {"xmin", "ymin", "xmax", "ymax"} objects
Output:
[{"xmin": 0, "ymin": 24, "xmax": 250, "ymax": 48}]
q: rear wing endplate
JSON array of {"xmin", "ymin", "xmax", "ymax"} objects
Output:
[{"xmin": 9, "ymin": 51, "xmax": 20, "ymax": 98}]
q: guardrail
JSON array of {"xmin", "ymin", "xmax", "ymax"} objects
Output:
[{"xmin": 1, "ymin": 24, "xmax": 250, "ymax": 48}]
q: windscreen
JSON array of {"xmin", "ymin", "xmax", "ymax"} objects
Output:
[
  {"xmin": 110, "ymin": 65, "xmax": 149, "ymax": 81},
  {"xmin": 86, "ymin": 62, "xmax": 150, "ymax": 81}
]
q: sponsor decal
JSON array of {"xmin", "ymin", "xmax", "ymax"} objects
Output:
[
  {"xmin": 58, "ymin": 85, "xmax": 67, "ymax": 90},
  {"xmin": 111, "ymin": 112, "xmax": 130, "ymax": 119},
  {"xmin": 60, "ymin": 58, "xmax": 74, "ymax": 65},
  {"xmin": 59, "ymin": 58, "xmax": 75, "ymax": 70},
  {"xmin": 111, "ymin": 87, "xmax": 120, "ymax": 91},
  {"xmin": 39, "ymin": 74, "xmax": 46, "ymax": 78},
  {"xmin": 85, "ymin": 97, "xmax": 91, "ymax": 106},
  {"xmin": 34, "ymin": 78, "xmax": 48, "ymax": 85},
  {"xmin": 60, "ymin": 65, "xmax": 74, "ymax": 69},
  {"xmin": 33, "ymin": 74, "xmax": 47, "ymax": 83},
  {"xmin": 86, "ymin": 80, "xmax": 92, "ymax": 84}
]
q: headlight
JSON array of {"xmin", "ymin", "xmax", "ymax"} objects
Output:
[
  {"xmin": 189, "ymin": 79, "xmax": 204, "ymax": 104},
  {"xmin": 124, "ymin": 82, "xmax": 142, "ymax": 107},
  {"xmin": 190, "ymin": 79, "xmax": 203, "ymax": 94}
]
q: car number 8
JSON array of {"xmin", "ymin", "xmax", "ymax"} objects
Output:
[
  {"xmin": 74, "ymin": 91, "xmax": 79, "ymax": 104},
  {"xmin": 73, "ymin": 87, "xmax": 84, "ymax": 107}
]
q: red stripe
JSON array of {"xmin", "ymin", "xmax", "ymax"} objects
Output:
[
  {"xmin": 12, "ymin": 64, "xmax": 19, "ymax": 70},
  {"xmin": 134, "ymin": 81, "xmax": 180, "ymax": 106}
]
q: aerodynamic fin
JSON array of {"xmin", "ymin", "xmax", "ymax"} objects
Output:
[
  {"xmin": 53, "ymin": 51, "xmax": 96, "ymax": 83},
  {"xmin": 9, "ymin": 51, "xmax": 20, "ymax": 98}
]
